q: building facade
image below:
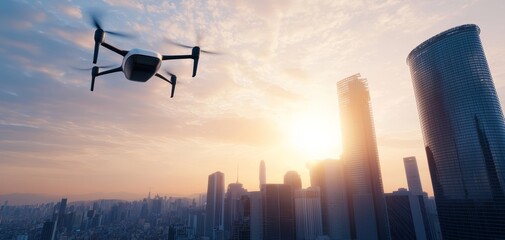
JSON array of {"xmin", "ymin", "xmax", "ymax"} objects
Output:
[
  {"xmin": 309, "ymin": 160, "xmax": 351, "ymax": 239},
  {"xmin": 385, "ymin": 189, "xmax": 430, "ymax": 240},
  {"xmin": 260, "ymin": 160, "xmax": 266, "ymax": 190},
  {"xmin": 205, "ymin": 171, "xmax": 225, "ymax": 240},
  {"xmin": 248, "ymin": 191, "xmax": 263, "ymax": 240},
  {"xmin": 294, "ymin": 187, "xmax": 324, "ymax": 240},
  {"xmin": 337, "ymin": 74, "xmax": 390, "ymax": 240},
  {"xmin": 407, "ymin": 24, "xmax": 505, "ymax": 239},
  {"xmin": 224, "ymin": 183, "xmax": 247, "ymax": 239},
  {"xmin": 404, "ymin": 157, "xmax": 424, "ymax": 195},
  {"xmin": 284, "ymin": 171, "xmax": 302, "ymax": 191},
  {"xmin": 262, "ymin": 184, "xmax": 296, "ymax": 240}
]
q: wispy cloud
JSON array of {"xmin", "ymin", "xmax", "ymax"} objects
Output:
[{"xmin": 1, "ymin": 0, "xmax": 504, "ymax": 195}]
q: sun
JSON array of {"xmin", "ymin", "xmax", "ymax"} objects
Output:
[{"xmin": 285, "ymin": 113, "xmax": 342, "ymax": 160}]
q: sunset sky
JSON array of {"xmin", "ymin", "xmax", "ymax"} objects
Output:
[{"xmin": 1, "ymin": 0, "xmax": 504, "ymax": 198}]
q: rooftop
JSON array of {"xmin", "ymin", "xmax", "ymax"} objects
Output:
[{"xmin": 406, "ymin": 24, "xmax": 480, "ymax": 65}]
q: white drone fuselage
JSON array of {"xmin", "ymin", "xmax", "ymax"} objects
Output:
[{"xmin": 122, "ymin": 48, "xmax": 162, "ymax": 82}]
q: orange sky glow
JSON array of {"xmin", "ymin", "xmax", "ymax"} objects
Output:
[{"xmin": 1, "ymin": 0, "xmax": 505, "ymax": 199}]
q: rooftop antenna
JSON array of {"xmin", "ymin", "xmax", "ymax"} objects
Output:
[{"xmin": 236, "ymin": 164, "xmax": 239, "ymax": 184}]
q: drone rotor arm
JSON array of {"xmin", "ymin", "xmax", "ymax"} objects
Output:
[
  {"xmin": 91, "ymin": 67, "xmax": 98, "ymax": 91},
  {"xmin": 90, "ymin": 66, "xmax": 122, "ymax": 91},
  {"xmin": 191, "ymin": 47, "xmax": 200, "ymax": 77},
  {"xmin": 155, "ymin": 73, "xmax": 171, "ymax": 83},
  {"xmin": 93, "ymin": 29, "xmax": 105, "ymax": 64},
  {"xmin": 170, "ymin": 76, "xmax": 177, "ymax": 98},
  {"xmin": 162, "ymin": 54, "xmax": 193, "ymax": 60},
  {"xmin": 95, "ymin": 66, "xmax": 122, "ymax": 77},
  {"xmin": 155, "ymin": 73, "xmax": 176, "ymax": 98},
  {"xmin": 101, "ymin": 42, "xmax": 127, "ymax": 56}
]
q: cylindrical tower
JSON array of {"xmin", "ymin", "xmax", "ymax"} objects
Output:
[{"xmin": 407, "ymin": 24, "xmax": 505, "ymax": 239}]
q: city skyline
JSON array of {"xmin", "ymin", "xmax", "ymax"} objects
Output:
[{"xmin": 1, "ymin": 0, "xmax": 505, "ymax": 197}]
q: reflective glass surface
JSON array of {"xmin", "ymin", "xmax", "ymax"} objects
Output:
[{"xmin": 408, "ymin": 24, "xmax": 505, "ymax": 239}]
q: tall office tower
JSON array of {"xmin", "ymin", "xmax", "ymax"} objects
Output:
[
  {"xmin": 262, "ymin": 184, "xmax": 296, "ymax": 240},
  {"xmin": 140, "ymin": 199, "xmax": 149, "ymax": 219},
  {"xmin": 294, "ymin": 187, "xmax": 324, "ymax": 240},
  {"xmin": 188, "ymin": 208, "xmax": 206, "ymax": 238},
  {"xmin": 284, "ymin": 171, "xmax": 302, "ymax": 190},
  {"xmin": 403, "ymin": 157, "xmax": 442, "ymax": 240},
  {"xmin": 424, "ymin": 197, "xmax": 443, "ymax": 240},
  {"xmin": 54, "ymin": 198, "xmax": 67, "ymax": 232},
  {"xmin": 260, "ymin": 160, "xmax": 266, "ymax": 189},
  {"xmin": 206, "ymin": 171, "xmax": 225, "ymax": 240},
  {"xmin": 309, "ymin": 160, "xmax": 351, "ymax": 239},
  {"xmin": 403, "ymin": 157, "xmax": 424, "ymax": 195},
  {"xmin": 407, "ymin": 24, "xmax": 505, "ymax": 239},
  {"xmin": 248, "ymin": 191, "xmax": 263, "ymax": 240},
  {"xmin": 337, "ymin": 74, "xmax": 390, "ymax": 240},
  {"xmin": 231, "ymin": 195, "xmax": 252, "ymax": 240},
  {"xmin": 384, "ymin": 189, "xmax": 432, "ymax": 240},
  {"xmin": 151, "ymin": 195, "xmax": 163, "ymax": 216},
  {"xmin": 224, "ymin": 182, "xmax": 247, "ymax": 239},
  {"xmin": 40, "ymin": 220, "xmax": 56, "ymax": 240}
]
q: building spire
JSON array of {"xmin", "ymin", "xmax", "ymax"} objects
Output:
[{"xmin": 260, "ymin": 160, "xmax": 266, "ymax": 189}]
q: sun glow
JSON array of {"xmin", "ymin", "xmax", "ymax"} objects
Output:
[{"xmin": 286, "ymin": 112, "xmax": 342, "ymax": 160}]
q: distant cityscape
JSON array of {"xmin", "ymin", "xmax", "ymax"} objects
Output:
[{"xmin": 2, "ymin": 23, "xmax": 505, "ymax": 240}]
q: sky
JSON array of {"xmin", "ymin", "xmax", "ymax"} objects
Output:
[{"xmin": 1, "ymin": 0, "xmax": 505, "ymax": 198}]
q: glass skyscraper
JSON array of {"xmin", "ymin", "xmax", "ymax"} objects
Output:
[
  {"xmin": 262, "ymin": 184, "xmax": 296, "ymax": 240},
  {"xmin": 407, "ymin": 24, "xmax": 505, "ymax": 239},
  {"xmin": 404, "ymin": 157, "xmax": 424, "ymax": 195},
  {"xmin": 337, "ymin": 74, "xmax": 390, "ymax": 240},
  {"xmin": 205, "ymin": 171, "xmax": 225, "ymax": 240}
]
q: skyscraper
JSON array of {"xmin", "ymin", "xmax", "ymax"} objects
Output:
[
  {"xmin": 384, "ymin": 189, "xmax": 431, "ymax": 240},
  {"xmin": 402, "ymin": 156, "xmax": 442, "ymax": 240},
  {"xmin": 309, "ymin": 160, "xmax": 351, "ymax": 239},
  {"xmin": 248, "ymin": 191, "xmax": 263, "ymax": 240},
  {"xmin": 337, "ymin": 74, "xmax": 390, "ymax": 240},
  {"xmin": 262, "ymin": 184, "xmax": 296, "ymax": 240},
  {"xmin": 224, "ymin": 182, "xmax": 247, "ymax": 239},
  {"xmin": 294, "ymin": 187, "xmax": 324, "ymax": 240},
  {"xmin": 205, "ymin": 171, "xmax": 225, "ymax": 240},
  {"xmin": 260, "ymin": 160, "xmax": 266, "ymax": 189},
  {"xmin": 41, "ymin": 220, "xmax": 56, "ymax": 240},
  {"xmin": 407, "ymin": 24, "xmax": 505, "ymax": 239},
  {"xmin": 284, "ymin": 171, "xmax": 302, "ymax": 190},
  {"xmin": 403, "ymin": 157, "xmax": 423, "ymax": 195}
]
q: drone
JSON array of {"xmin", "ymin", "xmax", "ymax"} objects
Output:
[{"xmin": 87, "ymin": 13, "xmax": 217, "ymax": 98}]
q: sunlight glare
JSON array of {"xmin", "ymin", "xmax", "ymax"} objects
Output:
[{"xmin": 286, "ymin": 113, "xmax": 342, "ymax": 160}]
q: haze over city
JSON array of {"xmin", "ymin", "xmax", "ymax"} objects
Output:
[{"xmin": 1, "ymin": 0, "xmax": 505, "ymax": 199}]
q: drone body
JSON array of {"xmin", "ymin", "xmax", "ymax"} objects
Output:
[
  {"xmin": 122, "ymin": 49, "xmax": 162, "ymax": 82},
  {"xmin": 87, "ymin": 15, "xmax": 214, "ymax": 98}
]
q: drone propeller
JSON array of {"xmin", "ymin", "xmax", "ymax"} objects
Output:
[
  {"xmin": 87, "ymin": 10, "xmax": 135, "ymax": 63},
  {"xmin": 165, "ymin": 39, "xmax": 221, "ymax": 55},
  {"xmin": 88, "ymin": 11, "xmax": 136, "ymax": 38},
  {"xmin": 166, "ymin": 38, "xmax": 220, "ymax": 77}
]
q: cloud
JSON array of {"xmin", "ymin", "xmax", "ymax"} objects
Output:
[
  {"xmin": 104, "ymin": 0, "xmax": 144, "ymax": 10},
  {"xmin": 1, "ymin": 0, "xmax": 505, "ymax": 196},
  {"xmin": 61, "ymin": 6, "xmax": 83, "ymax": 19}
]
